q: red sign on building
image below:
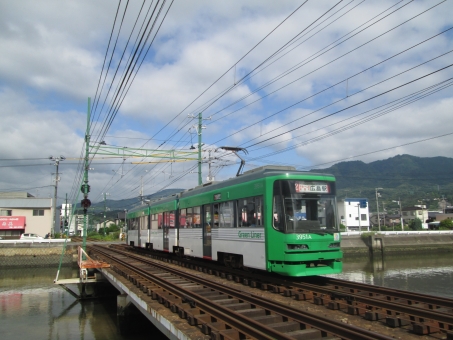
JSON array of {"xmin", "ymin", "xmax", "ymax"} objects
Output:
[{"xmin": 0, "ymin": 216, "xmax": 26, "ymax": 230}]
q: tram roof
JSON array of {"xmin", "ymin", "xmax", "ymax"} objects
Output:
[{"xmin": 180, "ymin": 165, "xmax": 334, "ymax": 198}]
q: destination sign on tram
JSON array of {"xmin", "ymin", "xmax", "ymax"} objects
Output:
[{"xmin": 295, "ymin": 182, "xmax": 330, "ymax": 193}]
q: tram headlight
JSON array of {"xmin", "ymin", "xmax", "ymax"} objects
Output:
[
  {"xmin": 328, "ymin": 242, "xmax": 340, "ymax": 248},
  {"xmin": 287, "ymin": 244, "xmax": 308, "ymax": 250}
]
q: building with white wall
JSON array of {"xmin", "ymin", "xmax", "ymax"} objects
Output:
[
  {"xmin": 337, "ymin": 198, "xmax": 370, "ymax": 231},
  {"xmin": 60, "ymin": 203, "xmax": 77, "ymax": 234},
  {"xmin": 0, "ymin": 192, "xmax": 52, "ymax": 238},
  {"xmin": 402, "ymin": 205, "xmax": 428, "ymax": 224}
]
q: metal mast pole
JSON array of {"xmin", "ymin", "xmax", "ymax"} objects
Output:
[
  {"xmin": 103, "ymin": 193, "xmax": 108, "ymax": 236},
  {"xmin": 64, "ymin": 193, "xmax": 68, "ymax": 234},
  {"xmin": 50, "ymin": 156, "xmax": 65, "ymax": 236},
  {"xmin": 53, "ymin": 160, "xmax": 59, "ymax": 236},
  {"xmin": 82, "ymin": 97, "xmax": 91, "ymax": 252},
  {"xmin": 198, "ymin": 112, "xmax": 202, "ymax": 185},
  {"xmin": 375, "ymin": 188, "xmax": 382, "ymax": 232}
]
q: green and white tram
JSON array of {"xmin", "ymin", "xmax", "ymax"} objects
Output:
[{"xmin": 127, "ymin": 165, "xmax": 342, "ymax": 277}]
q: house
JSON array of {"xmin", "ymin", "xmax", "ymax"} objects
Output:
[
  {"xmin": 402, "ymin": 205, "xmax": 428, "ymax": 224},
  {"xmin": 337, "ymin": 198, "xmax": 370, "ymax": 231},
  {"xmin": 0, "ymin": 192, "xmax": 52, "ymax": 239}
]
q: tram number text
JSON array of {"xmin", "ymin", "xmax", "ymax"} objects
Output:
[{"xmin": 296, "ymin": 234, "xmax": 312, "ymax": 240}]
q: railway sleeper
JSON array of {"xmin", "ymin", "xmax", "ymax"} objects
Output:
[
  {"xmin": 225, "ymin": 302, "xmax": 253, "ymax": 311},
  {"xmin": 201, "ymin": 321, "xmax": 228, "ymax": 336},
  {"xmin": 347, "ymin": 303, "xmax": 368, "ymax": 316},
  {"xmin": 151, "ymin": 288, "xmax": 167, "ymax": 300},
  {"xmin": 211, "ymin": 328, "xmax": 243, "ymax": 340},
  {"xmin": 266, "ymin": 320, "xmax": 301, "ymax": 333},
  {"xmin": 412, "ymin": 321, "xmax": 442, "ymax": 335},
  {"xmin": 172, "ymin": 302, "xmax": 194, "ymax": 318},
  {"xmin": 364, "ymin": 310, "xmax": 386, "ymax": 321},
  {"xmin": 386, "ymin": 316, "xmax": 411, "ymax": 328},
  {"xmin": 294, "ymin": 291, "xmax": 313, "ymax": 301},
  {"xmin": 236, "ymin": 308, "xmax": 267, "ymax": 318},
  {"xmin": 215, "ymin": 298, "xmax": 241, "ymax": 306},
  {"xmin": 285, "ymin": 328, "xmax": 326, "ymax": 339},
  {"xmin": 179, "ymin": 304, "xmax": 201, "ymax": 321},
  {"xmin": 186, "ymin": 308, "xmax": 207, "ymax": 326}
]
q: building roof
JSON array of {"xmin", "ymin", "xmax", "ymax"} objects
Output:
[
  {"xmin": 0, "ymin": 198, "xmax": 51, "ymax": 209},
  {"xmin": 402, "ymin": 206, "xmax": 427, "ymax": 211},
  {"xmin": 343, "ymin": 198, "xmax": 368, "ymax": 202},
  {"xmin": 0, "ymin": 192, "xmax": 35, "ymax": 198}
]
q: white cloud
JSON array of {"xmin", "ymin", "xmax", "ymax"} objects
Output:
[{"xmin": 0, "ymin": 0, "xmax": 452, "ymax": 206}]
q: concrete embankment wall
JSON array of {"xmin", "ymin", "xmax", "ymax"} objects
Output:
[
  {"xmin": 342, "ymin": 234, "xmax": 453, "ymax": 257},
  {"xmin": 1, "ymin": 234, "xmax": 453, "ymax": 267},
  {"xmin": 0, "ymin": 243, "xmax": 78, "ymax": 268}
]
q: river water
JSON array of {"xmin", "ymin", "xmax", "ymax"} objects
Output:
[{"xmin": 1, "ymin": 253, "xmax": 452, "ymax": 339}]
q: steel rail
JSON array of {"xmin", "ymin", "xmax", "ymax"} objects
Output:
[
  {"xmin": 90, "ymin": 245, "xmax": 394, "ymax": 340},
  {"xmin": 112, "ymin": 243, "xmax": 453, "ymax": 335},
  {"xmin": 321, "ymin": 277, "xmax": 453, "ymax": 308},
  {"xmin": 287, "ymin": 281, "xmax": 453, "ymax": 325},
  {"xmin": 91, "ymin": 246, "xmax": 294, "ymax": 340}
]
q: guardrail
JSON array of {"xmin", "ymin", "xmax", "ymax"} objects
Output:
[
  {"xmin": 341, "ymin": 230, "xmax": 453, "ymax": 236},
  {"xmin": 0, "ymin": 239, "xmax": 71, "ymax": 244}
]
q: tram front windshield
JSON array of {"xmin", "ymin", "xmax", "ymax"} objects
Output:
[{"xmin": 273, "ymin": 180, "xmax": 338, "ymax": 234}]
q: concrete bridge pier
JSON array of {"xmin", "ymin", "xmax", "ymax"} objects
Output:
[{"xmin": 117, "ymin": 294, "xmax": 134, "ymax": 335}]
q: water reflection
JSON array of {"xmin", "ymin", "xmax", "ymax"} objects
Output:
[
  {"xmin": 0, "ymin": 267, "xmax": 162, "ymax": 340},
  {"xmin": 330, "ymin": 253, "xmax": 453, "ymax": 298}
]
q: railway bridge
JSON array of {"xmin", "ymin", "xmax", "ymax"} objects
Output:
[{"xmin": 54, "ymin": 244, "xmax": 453, "ymax": 340}]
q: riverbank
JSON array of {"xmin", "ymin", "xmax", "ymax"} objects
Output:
[{"xmin": 341, "ymin": 232, "xmax": 453, "ymax": 257}]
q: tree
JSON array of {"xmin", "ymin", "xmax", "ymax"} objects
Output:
[
  {"xmin": 408, "ymin": 218, "xmax": 423, "ymax": 230},
  {"xmin": 108, "ymin": 224, "xmax": 120, "ymax": 233},
  {"xmin": 439, "ymin": 219, "xmax": 453, "ymax": 230}
]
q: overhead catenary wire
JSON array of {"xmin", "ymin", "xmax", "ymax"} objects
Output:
[{"xmin": 67, "ymin": 1, "xmax": 452, "ymax": 206}]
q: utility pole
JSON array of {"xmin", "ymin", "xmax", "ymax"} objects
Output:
[
  {"xmin": 375, "ymin": 188, "xmax": 383, "ymax": 232},
  {"xmin": 139, "ymin": 170, "xmax": 149, "ymax": 203},
  {"xmin": 393, "ymin": 198, "xmax": 404, "ymax": 230},
  {"xmin": 103, "ymin": 193, "xmax": 109, "ymax": 236},
  {"xmin": 64, "ymin": 193, "xmax": 68, "ymax": 234},
  {"xmin": 198, "ymin": 113, "xmax": 202, "ymax": 185},
  {"xmin": 357, "ymin": 204, "xmax": 361, "ymax": 231},
  {"xmin": 50, "ymin": 155, "xmax": 65, "ymax": 236},
  {"xmin": 81, "ymin": 97, "xmax": 92, "ymax": 252},
  {"xmin": 189, "ymin": 113, "xmax": 210, "ymax": 185},
  {"xmin": 124, "ymin": 209, "xmax": 127, "ymax": 243}
]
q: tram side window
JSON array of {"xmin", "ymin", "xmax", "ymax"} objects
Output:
[
  {"xmin": 166, "ymin": 210, "xmax": 176, "ymax": 228},
  {"xmin": 180, "ymin": 208, "xmax": 187, "ymax": 228},
  {"xmin": 219, "ymin": 201, "xmax": 234, "ymax": 228},
  {"xmin": 237, "ymin": 196, "xmax": 263, "ymax": 227},
  {"xmin": 213, "ymin": 204, "xmax": 219, "ymax": 228},
  {"xmin": 193, "ymin": 206, "xmax": 201, "ymax": 228},
  {"xmin": 158, "ymin": 213, "xmax": 163, "ymax": 228},
  {"xmin": 185, "ymin": 208, "xmax": 193, "ymax": 228},
  {"xmin": 151, "ymin": 214, "xmax": 158, "ymax": 230},
  {"xmin": 130, "ymin": 218, "xmax": 139, "ymax": 230}
]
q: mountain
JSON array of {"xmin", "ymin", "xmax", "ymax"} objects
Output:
[
  {"xmin": 77, "ymin": 188, "xmax": 184, "ymax": 218},
  {"xmin": 79, "ymin": 154, "xmax": 453, "ymax": 217},
  {"xmin": 313, "ymin": 154, "xmax": 453, "ymax": 211}
]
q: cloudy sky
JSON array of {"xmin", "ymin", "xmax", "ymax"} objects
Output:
[{"xmin": 0, "ymin": 0, "xmax": 452, "ymax": 206}]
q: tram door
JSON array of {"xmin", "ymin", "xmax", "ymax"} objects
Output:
[
  {"xmin": 202, "ymin": 204, "xmax": 212, "ymax": 259},
  {"xmin": 163, "ymin": 211, "xmax": 171, "ymax": 252}
]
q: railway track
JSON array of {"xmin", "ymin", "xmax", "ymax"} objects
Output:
[
  {"xmin": 105, "ymin": 243, "xmax": 453, "ymax": 339},
  {"xmin": 70, "ymin": 236, "xmax": 101, "ymax": 242},
  {"xmin": 89, "ymin": 244, "xmax": 403, "ymax": 340}
]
